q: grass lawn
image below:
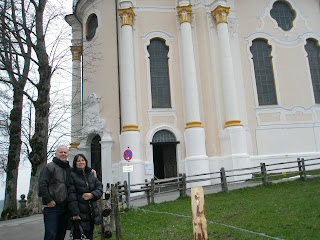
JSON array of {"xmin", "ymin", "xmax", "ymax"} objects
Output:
[{"xmin": 96, "ymin": 177, "xmax": 320, "ymax": 240}]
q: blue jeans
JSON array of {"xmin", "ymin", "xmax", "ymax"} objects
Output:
[{"xmin": 43, "ymin": 205, "xmax": 68, "ymax": 240}]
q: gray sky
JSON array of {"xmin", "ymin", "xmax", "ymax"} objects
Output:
[{"xmin": 0, "ymin": 0, "xmax": 73, "ymax": 201}]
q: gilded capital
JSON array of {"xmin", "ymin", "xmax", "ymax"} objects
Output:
[
  {"xmin": 211, "ymin": 6, "xmax": 230, "ymax": 24},
  {"xmin": 122, "ymin": 124, "xmax": 140, "ymax": 132},
  {"xmin": 177, "ymin": 5, "xmax": 192, "ymax": 24},
  {"xmin": 224, "ymin": 120, "xmax": 243, "ymax": 128},
  {"xmin": 70, "ymin": 142, "xmax": 80, "ymax": 149},
  {"xmin": 185, "ymin": 121, "xmax": 203, "ymax": 129},
  {"xmin": 70, "ymin": 46, "xmax": 82, "ymax": 61},
  {"xmin": 118, "ymin": 8, "xmax": 135, "ymax": 27}
]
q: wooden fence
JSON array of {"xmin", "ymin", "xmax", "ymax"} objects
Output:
[{"xmin": 100, "ymin": 157, "xmax": 320, "ymax": 239}]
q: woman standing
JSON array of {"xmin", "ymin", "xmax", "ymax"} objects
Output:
[{"xmin": 68, "ymin": 154, "xmax": 103, "ymax": 240}]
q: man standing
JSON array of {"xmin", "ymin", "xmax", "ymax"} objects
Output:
[{"xmin": 38, "ymin": 145, "xmax": 71, "ymax": 240}]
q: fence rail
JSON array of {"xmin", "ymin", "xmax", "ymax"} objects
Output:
[
  {"xmin": 115, "ymin": 157, "xmax": 320, "ymax": 208},
  {"xmin": 101, "ymin": 157, "xmax": 320, "ymax": 239}
]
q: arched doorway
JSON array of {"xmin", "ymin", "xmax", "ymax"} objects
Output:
[
  {"xmin": 151, "ymin": 130, "xmax": 179, "ymax": 179},
  {"xmin": 91, "ymin": 135, "xmax": 102, "ymax": 181}
]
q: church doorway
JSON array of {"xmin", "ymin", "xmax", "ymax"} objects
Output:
[
  {"xmin": 91, "ymin": 135, "xmax": 102, "ymax": 181},
  {"xmin": 151, "ymin": 130, "xmax": 179, "ymax": 179}
]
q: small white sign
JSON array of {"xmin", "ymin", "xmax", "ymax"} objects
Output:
[
  {"xmin": 123, "ymin": 165, "xmax": 134, "ymax": 173},
  {"xmin": 145, "ymin": 164, "xmax": 153, "ymax": 175}
]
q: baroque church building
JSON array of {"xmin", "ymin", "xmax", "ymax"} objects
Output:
[{"xmin": 65, "ymin": 0, "xmax": 320, "ymax": 188}]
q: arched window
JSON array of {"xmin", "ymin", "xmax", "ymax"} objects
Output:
[
  {"xmin": 147, "ymin": 38, "xmax": 171, "ymax": 108},
  {"xmin": 86, "ymin": 14, "xmax": 98, "ymax": 41},
  {"xmin": 250, "ymin": 39, "xmax": 277, "ymax": 105},
  {"xmin": 270, "ymin": 1, "xmax": 295, "ymax": 31},
  {"xmin": 151, "ymin": 130, "xmax": 177, "ymax": 144},
  {"xmin": 305, "ymin": 39, "xmax": 320, "ymax": 103}
]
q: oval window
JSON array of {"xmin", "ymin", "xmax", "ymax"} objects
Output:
[{"xmin": 86, "ymin": 14, "xmax": 98, "ymax": 40}]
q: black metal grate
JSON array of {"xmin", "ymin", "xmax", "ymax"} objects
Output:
[{"xmin": 152, "ymin": 130, "xmax": 176, "ymax": 143}]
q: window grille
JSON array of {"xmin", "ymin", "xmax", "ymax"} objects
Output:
[
  {"xmin": 250, "ymin": 39, "xmax": 277, "ymax": 105},
  {"xmin": 152, "ymin": 130, "xmax": 177, "ymax": 144},
  {"xmin": 305, "ymin": 39, "xmax": 320, "ymax": 103},
  {"xmin": 270, "ymin": 1, "xmax": 295, "ymax": 31},
  {"xmin": 147, "ymin": 39, "xmax": 171, "ymax": 108}
]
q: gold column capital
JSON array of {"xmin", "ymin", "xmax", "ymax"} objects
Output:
[
  {"xmin": 122, "ymin": 124, "xmax": 140, "ymax": 132},
  {"xmin": 224, "ymin": 120, "xmax": 243, "ymax": 128},
  {"xmin": 70, "ymin": 46, "xmax": 82, "ymax": 61},
  {"xmin": 177, "ymin": 5, "xmax": 192, "ymax": 24},
  {"xmin": 118, "ymin": 8, "xmax": 135, "ymax": 27},
  {"xmin": 185, "ymin": 121, "xmax": 203, "ymax": 129},
  {"xmin": 70, "ymin": 142, "xmax": 80, "ymax": 149},
  {"xmin": 211, "ymin": 6, "xmax": 230, "ymax": 24}
]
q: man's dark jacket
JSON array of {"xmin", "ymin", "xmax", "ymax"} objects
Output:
[
  {"xmin": 68, "ymin": 166, "xmax": 103, "ymax": 230},
  {"xmin": 38, "ymin": 157, "xmax": 71, "ymax": 205}
]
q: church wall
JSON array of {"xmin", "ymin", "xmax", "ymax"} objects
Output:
[
  {"xmin": 236, "ymin": 0, "xmax": 320, "ymax": 156},
  {"xmin": 70, "ymin": 0, "xmax": 320, "ymax": 185},
  {"xmin": 134, "ymin": 8, "xmax": 186, "ymax": 165},
  {"xmin": 78, "ymin": 0, "xmax": 121, "ymax": 165}
]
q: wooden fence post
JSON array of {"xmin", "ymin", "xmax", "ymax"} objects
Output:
[
  {"xmin": 260, "ymin": 163, "xmax": 269, "ymax": 186},
  {"xmin": 123, "ymin": 181, "xmax": 129, "ymax": 209},
  {"xmin": 151, "ymin": 178, "xmax": 155, "ymax": 204},
  {"xmin": 220, "ymin": 167, "xmax": 229, "ymax": 193},
  {"xmin": 111, "ymin": 184, "xmax": 122, "ymax": 240},
  {"xmin": 191, "ymin": 187, "xmax": 208, "ymax": 240},
  {"xmin": 182, "ymin": 173, "xmax": 187, "ymax": 197},
  {"xmin": 101, "ymin": 183, "xmax": 113, "ymax": 239},
  {"xmin": 298, "ymin": 158, "xmax": 307, "ymax": 181},
  {"xmin": 145, "ymin": 179, "xmax": 150, "ymax": 205}
]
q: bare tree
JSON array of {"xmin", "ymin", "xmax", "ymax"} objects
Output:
[
  {"xmin": 0, "ymin": 0, "xmax": 71, "ymax": 218},
  {"xmin": 0, "ymin": 0, "xmax": 32, "ymax": 219}
]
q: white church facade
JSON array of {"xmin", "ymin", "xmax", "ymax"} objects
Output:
[{"xmin": 65, "ymin": 0, "xmax": 320, "ymax": 188}]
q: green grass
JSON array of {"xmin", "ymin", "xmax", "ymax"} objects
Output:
[{"xmin": 96, "ymin": 177, "xmax": 320, "ymax": 240}]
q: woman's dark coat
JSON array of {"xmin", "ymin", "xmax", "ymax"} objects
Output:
[{"xmin": 68, "ymin": 166, "xmax": 103, "ymax": 230}]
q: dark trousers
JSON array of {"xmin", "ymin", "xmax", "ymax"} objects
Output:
[{"xmin": 43, "ymin": 205, "xmax": 68, "ymax": 240}]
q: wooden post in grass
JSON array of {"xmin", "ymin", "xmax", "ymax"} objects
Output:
[
  {"xmin": 260, "ymin": 163, "xmax": 268, "ymax": 186},
  {"xmin": 298, "ymin": 158, "xmax": 307, "ymax": 181},
  {"xmin": 145, "ymin": 179, "xmax": 150, "ymax": 204},
  {"xmin": 111, "ymin": 184, "xmax": 122, "ymax": 240},
  {"xmin": 151, "ymin": 178, "xmax": 155, "ymax": 203},
  {"xmin": 191, "ymin": 187, "xmax": 208, "ymax": 240},
  {"xmin": 220, "ymin": 167, "xmax": 229, "ymax": 193},
  {"xmin": 124, "ymin": 181, "xmax": 129, "ymax": 209}
]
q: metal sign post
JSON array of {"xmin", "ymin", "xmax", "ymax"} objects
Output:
[
  {"xmin": 127, "ymin": 172, "xmax": 131, "ymax": 209},
  {"xmin": 123, "ymin": 148, "xmax": 133, "ymax": 209}
]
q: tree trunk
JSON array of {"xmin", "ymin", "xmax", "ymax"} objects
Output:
[
  {"xmin": 27, "ymin": 0, "xmax": 51, "ymax": 213},
  {"xmin": 1, "ymin": 88, "xmax": 24, "ymax": 220}
]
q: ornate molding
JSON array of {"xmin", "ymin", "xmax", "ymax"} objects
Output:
[
  {"xmin": 70, "ymin": 46, "xmax": 82, "ymax": 61},
  {"xmin": 224, "ymin": 120, "xmax": 243, "ymax": 128},
  {"xmin": 70, "ymin": 142, "xmax": 80, "ymax": 149},
  {"xmin": 122, "ymin": 124, "xmax": 140, "ymax": 132},
  {"xmin": 118, "ymin": 8, "xmax": 135, "ymax": 27},
  {"xmin": 177, "ymin": 5, "xmax": 192, "ymax": 24},
  {"xmin": 211, "ymin": 5, "xmax": 230, "ymax": 24},
  {"xmin": 185, "ymin": 121, "xmax": 203, "ymax": 129}
]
